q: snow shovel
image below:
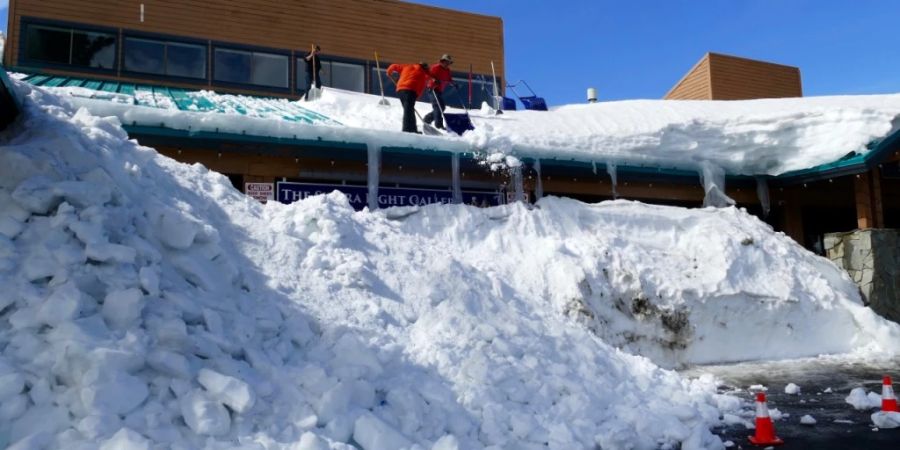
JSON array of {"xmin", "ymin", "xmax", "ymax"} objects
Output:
[
  {"xmin": 307, "ymin": 44, "xmax": 322, "ymax": 101},
  {"xmin": 374, "ymin": 52, "xmax": 390, "ymax": 106},
  {"xmin": 388, "ymin": 74, "xmax": 442, "ymax": 136}
]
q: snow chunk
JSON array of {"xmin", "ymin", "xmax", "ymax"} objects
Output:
[
  {"xmin": 784, "ymin": 383, "xmax": 801, "ymax": 395},
  {"xmin": 197, "ymin": 368, "xmax": 256, "ymax": 414},
  {"xmin": 80, "ymin": 370, "xmax": 149, "ymax": 415},
  {"xmin": 295, "ymin": 431, "xmax": 329, "ymax": 450},
  {"xmin": 800, "ymin": 414, "xmax": 816, "ymax": 425},
  {"xmin": 871, "ymin": 411, "xmax": 900, "ymax": 429},
  {"xmin": 101, "ymin": 288, "xmax": 145, "ymax": 330},
  {"xmin": 179, "ymin": 389, "xmax": 230, "ymax": 436},
  {"xmin": 845, "ymin": 387, "xmax": 882, "ymax": 410},
  {"xmin": 99, "ymin": 428, "xmax": 150, "ymax": 450},
  {"xmin": 353, "ymin": 413, "xmax": 413, "ymax": 450}
]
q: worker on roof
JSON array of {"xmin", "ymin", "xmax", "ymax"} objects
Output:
[
  {"xmin": 386, "ymin": 61, "xmax": 433, "ymax": 133},
  {"xmin": 423, "ymin": 54, "xmax": 454, "ymax": 130}
]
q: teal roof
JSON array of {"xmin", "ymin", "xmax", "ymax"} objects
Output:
[{"xmin": 18, "ymin": 72, "xmax": 339, "ymax": 126}]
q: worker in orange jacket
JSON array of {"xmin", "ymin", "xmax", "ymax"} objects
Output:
[{"xmin": 386, "ymin": 62, "xmax": 432, "ymax": 133}]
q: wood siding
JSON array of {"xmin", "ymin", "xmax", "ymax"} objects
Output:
[
  {"xmin": 707, "ymin": 53, "xmax": 801, "ymax": 100},
  {"xmin": 664, "ymin": 55, "xmax": 711, "ymax": 100},
  {"xmin": 665, "ymin": 52, "xmax": 802, "ymax": 100},
  {"xmin": 6, "ymin": 0, "xmax": 504, "ymax": 94}
]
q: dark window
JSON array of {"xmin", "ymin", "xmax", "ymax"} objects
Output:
[
  {"xmin": 124, "ymin": 37, "xmax": 206, "ymax": 79},
  {"xmin": 71, "ymin": 30, "xmax": 116, "ymax": 69},
  {"xmin": 216, "ymin": 48, "xmax": 287, "ymax": 88},
  {"xmin": 24, "ymin": 25, "xmax": 70, "ymax": 64},
  {"xmin": 298, "ymin": 58, "xmax": 366, "ymax": 93},
  {"xmin": 166, "ymin": 42, "xmax": 206, "ymax": 79},
  {"xmin": 124, "ymin": 38, "xmax": 165, "ymax": 75},
  {"xmin": 23, "ymin": 23, "xmax": 116, "ymax": 69}
]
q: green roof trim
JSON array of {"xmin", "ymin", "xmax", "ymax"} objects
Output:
[{"xmin": 774, "ymin": 127, "xmax": 900, "ymax": 184}]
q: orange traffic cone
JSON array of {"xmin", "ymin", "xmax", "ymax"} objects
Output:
[
  {"xmin": 748, "ymin": 392, "xmax": 784, "ymax": 446},
  {"xmin": 882, "ymin": 375, "xmax": 898, "ymax": 412}
]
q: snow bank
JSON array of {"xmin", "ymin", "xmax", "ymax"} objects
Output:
[
  {"xmin": 45, "ymin": 81, "xmax": 900, "ymax": 177},
  {"xmin": 1, "ymin": 80, "xmax": 899, "ymax": 449}
]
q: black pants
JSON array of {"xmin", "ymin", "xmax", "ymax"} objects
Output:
[
  {"xmin": 424, "ymin": 90, "xmax": 447, "ymax": 129},
  {"xmin": 398, "ymin": 89, "xmax": 418, "ymax": 133},
  {"xmin": 304, "ymin": 73, "xmax": 322, "ymax": 100}
]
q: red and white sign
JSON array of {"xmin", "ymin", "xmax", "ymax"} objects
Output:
[{"xmin": 245, "ymin": 182, "xmax": 274, "ymax": 203}]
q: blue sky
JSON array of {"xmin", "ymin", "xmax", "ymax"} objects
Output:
[
  {"xmin": 3, "ymin": 1, "xmax": 899, "ymax": 105},
  {"xmin": 417, "ymin": 0, "xmax": 900, "ymax": 105}
]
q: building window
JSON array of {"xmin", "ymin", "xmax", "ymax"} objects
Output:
[
  {"xmin": 23, "ymin": 23, "xmax": 116, "ymax": 70},
  {"xmin": 298, "ymin": 58, "xmax": 366, "ymax": 93},
  {"xmin": 370, "ymin": 67, "xmax": 398, "ymax": 98},
  {"xmin": 124, "ymin": 37, "xmax": 207, "ymax": 79},
  {"xmin": 215, "ymin": 48, "xmax": 288, "ymax": 89}
]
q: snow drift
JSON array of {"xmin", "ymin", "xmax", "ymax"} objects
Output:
[{"xmin": 0, "ymin": 80, "xmax": 898, "ymax": 449}]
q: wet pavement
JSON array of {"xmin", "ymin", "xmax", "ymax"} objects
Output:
[{"xmin": 682, "ymin": 356, "xmax": 900, "ymax": 449}]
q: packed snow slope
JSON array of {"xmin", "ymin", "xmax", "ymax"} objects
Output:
[
  {"xmin": 45, "ymin": 80, "xmax": 900, "ymax": 176},
  {"xmin": 1, "ymin": 80, "xmax": 899, "ymax": 449}
]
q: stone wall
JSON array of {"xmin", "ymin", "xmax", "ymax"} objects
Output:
[{"xmin": 824, "ymin": 229, "xmax": 900, "ymax": 323}]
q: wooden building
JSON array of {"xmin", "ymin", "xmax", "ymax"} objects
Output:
[
  {"xmin": 3, "ymin": 0, "xmax": 505, "ymax": 104},
  {"xmin": 665, "ymin": 52, "xmax": 802, "ymax": 100}
]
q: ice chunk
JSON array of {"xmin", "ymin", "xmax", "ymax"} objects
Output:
[
  {"xmin": 147, "ymin": 350, "xmax": 192, "ymax": 379},
  {"xmin": 77, "ymin": 414, "xmax": 123, "ymax": 440},
  {"xmin": 432, "ymin": 434, "xmax": 460, "ymax": 450},
  {"xmin": 800, "ymin": 414, "xmax": 816, "ymax": 425},
  {"xmin": 6, "ymin": 432, "xmax": 53, "ymax": 450},
  {"xmin": 80, "ymin": 370, "xmax": 149, "ymax": 415},
  {"xmin": 156, "ymin": 210, "xmax": 199, "ymax": 249},
  {"xmin": 871, "ymin": 411, "xmax": 900, "ymax": 429},
  {"xmin": 101, "ymin": 288, "xmax": 144, "ymax": 329},
  {"xmin": 138, "ymin": 266, "xmax": 160, "ymax": 297},
  {"xmin": 37, "ymin": 281, "xmax": 86, "ymax": 325},
  {"xmin": 353, "ymin": 413, "xmax": 413, "ymax": 450},
  {"xmin": 179, "ymin": 389, "xmax": 230, "ymax": 436},
  {"xmin": 295, "ymin": 431, "xmax": 329, "ymax": 450},
  {"xmin": 12, "ymin": 176, "xmax": 61, "ymax": 214},
  {"xmin": 99, "ymin": 427, "xmax": 150, "ymax": 450},
  {"xmin": 845, "ymin": 387, "xmax": 881, "ymax": 410},
  {"xmin": 784, "ymin": 383, "xmax": 801, "ymax": 395},
  {"xmin": 198, "ymin": 368, "xmax": 256, "ymax": 413},
  {"xmin": 0, "ymin": 371, "xmax": 26, "ymax": 401}
]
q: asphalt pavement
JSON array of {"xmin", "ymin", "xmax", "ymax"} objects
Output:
[{"xmin": 682, "ymin": 356, "xmax": 900, "ymax": 449}]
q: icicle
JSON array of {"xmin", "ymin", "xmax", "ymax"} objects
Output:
[
  {"xmin": 756, "ymin": 176, "xmax": 771, "ymax": 217},
  {"xmin": 592, "ymin": 160, "xmax": 598, "ymax": 175},
  {"xmin": 451, "ymin": 152, "xmax": 462, "ymax": 204},
  {"xmin": 534, "ymin": 159, "xmax": 544, "ymax": 201},
  {"xmin": 606, "ymin": 162, "xmax": 618, "ymax": 199},
  {"xmin": 367, "ymin": 144, "xmax": 381, "ymax": 210},
  {"xmin": 699, "ymin": 161, "xmax": 736, "ymax": 208},
  {"xmin": 511, "ymin": 165, "xmax": 524, "ymax": 203}
]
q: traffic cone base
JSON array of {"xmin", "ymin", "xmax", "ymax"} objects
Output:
[{"xmin": 748, "ymin": 392, "xmax": 784, "ymax": 446}]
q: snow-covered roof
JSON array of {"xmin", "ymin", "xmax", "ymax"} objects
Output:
[{"xmin": 16, "ymin": 71, "xmax": 900, "ymax": 178}]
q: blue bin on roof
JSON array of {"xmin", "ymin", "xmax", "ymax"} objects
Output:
[
  {"xmin": 507, "ymin": 80, "xmax": 548, "ymax": 111},
  {"xmin": 501, "ymin": 97, "xmax": 517, "ymax": 111}
]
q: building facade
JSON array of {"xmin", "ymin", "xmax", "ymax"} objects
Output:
[
  {"xmin": 665, "ymin": 52, "xmax": 802, "ymax": 100},
  {"xmin": 3, "ymin": 0, "xmax": 505, "ymax": 106}
]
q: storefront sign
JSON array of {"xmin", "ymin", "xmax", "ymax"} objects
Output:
[
  {"xmin": 276, "ymin": 182, "xmax": 502, "ymax": 210},
  {"xmin": 245, "ymin": 182, "xmax": 275, "ymax": 203}
]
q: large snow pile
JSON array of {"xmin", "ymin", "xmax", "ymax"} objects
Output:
[
  {"xmin": 1, "ymin": 80, "xmax": 899, "ymax": 449},
  {"xmin": 45, "ymin": 82, "xmax": 900, "ymax": 176}
]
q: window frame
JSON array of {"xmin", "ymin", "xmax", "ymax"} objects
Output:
[
  {"xmin": 212, "ymin": 41, "xmax": 292, "ymax": 93},
  {"xmin": 121, "ymin": 30, "xmax": 209, "ymax": 84},
  {"xmin": 18, "ymin": 17, "xmax": 119, "ymax": 74}
]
